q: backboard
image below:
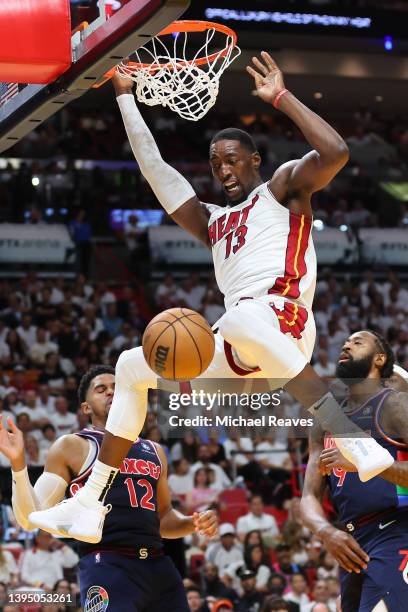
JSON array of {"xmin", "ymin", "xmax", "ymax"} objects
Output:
[{"xmin": 0, "ymin": 0, "xmax": 190, "ymax": 154}]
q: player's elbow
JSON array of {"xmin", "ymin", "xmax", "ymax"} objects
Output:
[
  {"xmin": 330, "ymin": 141, "xmax": 349, "ymax": 167},
  {"xmin": 337, "ymin": 141, "xmax": 349, "ymax": 165},
  {"xmin": 115, "ymin": 346, "xmax": 145, "ymax": 388}
]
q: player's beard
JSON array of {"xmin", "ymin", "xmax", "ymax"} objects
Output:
[
  {"xmin": 223, "ymin": 188, "xmax": 245, "ymax": 206},
  {"xmin": 336, "ymin": 353, "xmax": 373, "ymax": 387}
]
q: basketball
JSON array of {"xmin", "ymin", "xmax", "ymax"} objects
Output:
[{"xmin": 142, "ymin": 308, "xmax": 215, "ymax": 380}]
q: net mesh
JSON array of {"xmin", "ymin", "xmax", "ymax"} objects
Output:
[{"xmin": 116, "ymin": 26, "xmax": 241, "ymax": 121}]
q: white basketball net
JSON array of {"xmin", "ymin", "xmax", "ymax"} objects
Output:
[{"xmin": 116, "ymin": 26, "xmax": 241, "ymax": 121}]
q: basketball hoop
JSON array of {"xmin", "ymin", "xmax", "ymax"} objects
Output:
[{"xmin": 116, "ymin": 20, "xmax": 241, "ymax": 121}]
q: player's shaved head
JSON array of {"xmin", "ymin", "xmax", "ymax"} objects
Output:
[{"xmin": 210, "ymin": 128, "xmax": 257, "ymax": 153}]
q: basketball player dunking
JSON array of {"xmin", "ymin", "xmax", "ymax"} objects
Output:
[
  {"xmin": 301, "ymin": 331, "xmax": 408, "ymax": 612},
  {"xmin": 0, "ymin": 366, "xmax": 217, "ymax": 611},
  {"xmin": 29, "ymin": 53, "xmax": 395, "ymax": 541}
]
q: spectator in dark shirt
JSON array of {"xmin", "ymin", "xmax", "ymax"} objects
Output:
[
  {"xmin": 201, "ymin": 562, "xmax": 238, "ymax": 605},
  {"xmin": 34, "ymin": 288, "xmax": 58, "ymax": 326},
  {"xmin": 38, "ymin": 352, "xmax": 66, "ymax": 391},
  {"xmin": 207, "ymin": 428, "xmax": 227, "ymax": 468},
  {"xmin": 267, "ymin": 573, "xmax": 287, "ymax": 599},
  {"xmin": 236, "ymin": 569, "xmax": 265, "ymax": 612}
]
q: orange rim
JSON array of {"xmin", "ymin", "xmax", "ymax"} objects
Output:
[
  {"xmin": 159, "ymin": 20, "xmax": 237, "ymax": 43},
  {"xmin": 93, "ymin": 20, "xmax": 238, "ymax": 87},
  {"xmin": 128, "ymin": 20, "xmax": 237, "ymax": 70}
]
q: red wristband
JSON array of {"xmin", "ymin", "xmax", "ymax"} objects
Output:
[{"xmin": 273, "ymin": 88, "xmax": 289, "ymax": 109}]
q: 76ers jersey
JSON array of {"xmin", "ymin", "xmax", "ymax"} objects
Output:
[
  {"xmin": 326, "ymin": 389, "xmax": 408, "ymax": 523},
  {"xmin": 206, "ymin": 182, "xmax": 316, "ymax": 310},
  {"xmin": 68, "ymin": 429, "xmax": 162, "ymax": 556}
]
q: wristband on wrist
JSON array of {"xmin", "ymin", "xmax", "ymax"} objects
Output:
[{"xmin": 273, "ymin": 88, "xmax": 289, "ymax": 109}]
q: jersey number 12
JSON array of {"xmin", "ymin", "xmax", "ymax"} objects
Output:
[{"xmin": 124, "ymin": 477, "xmax": 155, "ymax": 510}]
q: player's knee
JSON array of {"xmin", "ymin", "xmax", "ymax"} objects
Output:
[
  {"xmin": 218, "ymin": 308, "xmax": 252, "ymax": 345},
  {"xmin": 115, "ymin": 346, "xmax": 152, "ymax": 390},
  {"xmin": 219, "ymin": 307, "xmax": 267, "ymax": 350}
]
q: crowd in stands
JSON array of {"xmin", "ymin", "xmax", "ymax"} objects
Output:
[
  {"xmin": 0, "ymin": 267, "xmax": 407, "ymax": 609},
  {"xmin": 1, "ymin": 102, "xmax": 407, "ymax": 233}
]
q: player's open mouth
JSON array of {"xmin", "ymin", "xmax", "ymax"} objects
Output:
[
  {"xmin": 338, "ymin": 353, "xmax": 350, "ymax": 363},
  {"xmin": 224, "ymin": 181, "xmax": 240, "ymax": 195}
]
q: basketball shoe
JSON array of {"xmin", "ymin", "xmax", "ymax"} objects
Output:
[
  {"xmin": 334, "ymin": 437, "xmax": 395, "ymax": 482},
  {"xmin": 29, "ymin": 496, "xmax": 111, "ymax": 543}
]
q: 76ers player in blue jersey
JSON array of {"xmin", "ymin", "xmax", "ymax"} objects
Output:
[
  {"xmin": 301, "ymin": 331, "xmax": 408, "ymax": 612},
  {"xmin": 0, "ymin": 366, "xmax": 217, "ymax": 611}
]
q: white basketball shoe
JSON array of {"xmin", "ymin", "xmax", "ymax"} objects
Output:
[
  {"xmin": 334, "ymin": 437, "xmax": 394, "ymax": 482},
  {"xmin": 29, "ymin": 496, "xmax": 111, "ymax": 543}
]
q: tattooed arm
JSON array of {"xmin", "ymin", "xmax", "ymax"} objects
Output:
[
  {"xmin": 372, "ymin": 391, "xmax": 408, "ymax": 487},
  {"xmin": 300, "ymin": 423, "xmax": 331, "ymax": 534},
  {"xmin": 300, "ymin": 423, "xmax": 369, "ymax": 573}
]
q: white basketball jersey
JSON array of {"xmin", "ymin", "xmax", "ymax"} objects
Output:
[{"xmin": 206, "ymin": 182, "xmax": 317, "ymax": 311}]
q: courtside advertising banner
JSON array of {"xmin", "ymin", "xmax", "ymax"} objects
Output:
[
  {"xmin": 0, "ymin": 223, "xmax": 74, "ymax": 263},
  {"xmin": 149, "ymin": 226, "xmax": 408, "ymax": 266}
]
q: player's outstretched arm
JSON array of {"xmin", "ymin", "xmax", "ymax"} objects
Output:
[
  {"xmin": 0, "ymin": 417, "xmax": 75, "ymax": 530},
  {"xmin": 155, "ymin": 444, "xmax": 217, "ymax": 539},
  {"xmin": 300, "ymin": 427, "xmax": 332, "ymax": 536},
  {"xmin": 113, "ymin": 73, "xmax": 211, "ymax": 246},
  {"xmin": 247, "ymin": 52, "xmax": 349, "ymax": 198},
  {"xmin": 300, "ymin": 425, "xmax": 369, "ymax": 573}
]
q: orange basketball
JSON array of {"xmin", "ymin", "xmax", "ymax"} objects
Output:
[{"xmin": 142, "ymin": 308, "xmax": 215, "ymax": 381}]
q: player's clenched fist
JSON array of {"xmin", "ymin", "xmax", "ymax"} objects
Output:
[
  {"xmin": 112, "ymin": 69, "xmax": 133, "ymax": 96},
  {"xmin": 193, "ymin": 510, "xmax": 218, "ymax": 539}
]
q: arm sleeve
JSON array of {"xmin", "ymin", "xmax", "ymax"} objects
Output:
[
  {"xmin": 116, "ymin": 94, "xmax": 196, "ymax": 214},
  {"xmin": 11, "ymin": 467, "xmax": 67, "ymax": 531}
]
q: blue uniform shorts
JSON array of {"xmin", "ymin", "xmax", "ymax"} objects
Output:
[
  {"xmin": 341, "ymin": 510, "xmax": 408, "ymax": 612},
  {"xmin": 79, "ymin": 551, "xmax": 189, "ymax": 611}
]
